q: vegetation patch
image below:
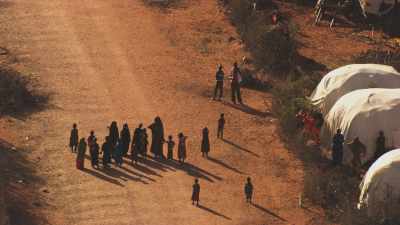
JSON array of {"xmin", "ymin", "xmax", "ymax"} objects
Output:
[{"xmin": 0, "ymin": 66, "xmax": 48, "ymax": 118}]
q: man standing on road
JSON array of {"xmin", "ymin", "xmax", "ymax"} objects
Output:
[
  {"xmin": 230, "ymin": 62, "xmax": 243, "ymax": 104},
  {"xmin": 217, "ymin": 113, "xmax": 225, "ymax": 139},
  {"xmin": 244, "ymin": 177, "xmax": 253, "ymax": 203},
  {"xmin": 213, "ymin": 64, "xmax": 225, "ymax": 100}
]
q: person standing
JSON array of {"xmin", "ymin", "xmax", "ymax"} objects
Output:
[
  {"xmin": 87, "ymin": 130, "xmax": 96, "ymax": 150},
  {"xmin": 201, "ymin": 127, "xmax": 210, "ymax": 158},
  {"xmin": 76, "ymin": 138, "xmax": 87, "ymax": 170},
  {"xmin": 166, "ymin": 135, "xmax": 175, "ymax": 160},
  {"xmin": 109, "ymin": 121, "xmax": 119, "ymax": 147},
  {"xmin": 217, "ymin": 113, "xmax": 225, "ymax": 139},
  {"xmin": 69, "ymin": 123, "xmax": 79, "ymax": 153},
  {"xmin": 120, "ymin": 123, "xmax": 131, "ymax": 156},
  {"xmin": 101, "ymin": 136, "xmax": 112, "ymax": 168},
  {"xmin": 244, "ymin": 177, "xmax": 253, "ymax": 203},
  {"xmin": 141, "ymin": 128, "xmax": 149, "ymax": 158},
  {"xmin": 213, "ymin": 64, "xmax": 225, "ymax": 100},
  {"xmin": 178, "ymin": 133, "xmax": 187, "ymax": 164},
  {"xmin": 113, "ymin": 140, "xmax": 124, "ymax": 166},
  {"xmin": 374, "ymin": 130, "xmax": 386, "ymax": 161},
  {"xmin": 332, "ymin": 129, "xmax": 344, "ymax": 166},
  {"xmin": 348, "ymin": 137, "xmax": 366, "ymax": 173},
  {"xmin": 148, "ymin": 117, "xmax": 165, "ymax": 159},
  {"xmin": 191, "ymin": 178, "xmax": 200, "ymax": 206},
  {"xmin": 89, "ymin": 138, "xmax": 100, "ymax": 168},
  {"xmin": 230, "ymin": 62, "xmax": 243, "ymax": 104}
]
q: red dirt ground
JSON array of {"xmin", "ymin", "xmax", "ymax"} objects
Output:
[{"xmin": 0, "ymin": 0, "xmax": 385, "ymax": 225}]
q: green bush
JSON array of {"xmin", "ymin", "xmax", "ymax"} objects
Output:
[
  {"xmin": 228, "ymin": 0, "xmax": 299, "ymax": 74},
  {"xmin": 272, "ymin": 74, "xmax": 319, "ymax": 134}
]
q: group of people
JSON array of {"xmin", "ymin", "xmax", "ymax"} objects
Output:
[
  {"xmin": 331, "ymin": 129, "xmax": 388, "ymax": 171},
  {"xmin": 213, "ymin": 62, "xmax": 244, "ymax": 104},
  {"xmin": 295, "ymin": 108, "xmax": 390, "ymax": 173}
]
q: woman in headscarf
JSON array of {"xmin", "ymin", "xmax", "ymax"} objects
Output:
[
  {"xmin": 113, "ymin": 139, "xmax": 124, "ymax": 166},
  {"xmin": 178, "ymin": 132, "xmax": 187, "ymax": 164},
  {"xmin": 101, "ymin": 136, "xmax": 112, "ymax": 168},
  {"xmin": 120, "ymin": 123, "xmax": 131, "ymax": 156},
  {"xmin": 201, "ymin": 127, "xmax": 210, "ymax": 158},
  {"xmin": 109, "ymin": 121, "xmax": 119, "ymax": 147},
  {"xmin": 148, "ymin": 117, "xmax": 165, "ymax": 159},
  {"xmin": 76, "ymin": 138, "xmax": 87, "ymax": 170}
]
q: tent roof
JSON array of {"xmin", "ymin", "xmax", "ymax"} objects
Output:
[
  {"xmin": 310, "ymin": 64, "xmax": 400, "ymax": 115},
  {"xmin": 321, "ymin": 88, "xmax": 400, "ymax": 164},
  {"xmin": 358, "ymin": 149, "xmax": 400, "ymax": 216}
]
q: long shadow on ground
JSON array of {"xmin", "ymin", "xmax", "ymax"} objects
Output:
[
  {"xmin": 252, "ymin": 203, "xmax": 287, "ymax": 222},
  {"xmin": 207, "ymin": 156, "xmax": 244, "ymax": 174},
  {"xmin": 0, "ymin": 138, "xmax": 48, "ymax": 225},
  {"xmin": 197, "ymin": 204, "xmax": 232, "ymax": 220},
  {"xmin": 222, "ymin": 139, "xmax": 260, "ymax": 157}
]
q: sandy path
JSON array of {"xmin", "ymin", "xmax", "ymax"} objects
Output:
[{"xmin": 0, "ymin": 0, "xmax": 322, "ymax": 224}]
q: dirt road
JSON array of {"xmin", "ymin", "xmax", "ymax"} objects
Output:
[{"xmin": 0, "ymin": 0, "xmax": 323, "ymax": 224}]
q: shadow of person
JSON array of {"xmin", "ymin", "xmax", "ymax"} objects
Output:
[
  {"xmin": 207, "ymin": 156, "xmax": 244, "ymax": 174},
  {"xmin": 222, "ymin": 139, "xmax": 260, "ymax": 157},
  {"xmin": 161, "ymin": 159, "xmax": 223, "ymax": 183},
  {"xmin": 81, "ymin": 168, "xmax": 124, "ymax": 187},
  {"xmin": 222, "ymin": 101, "xmax": 271, "ymax": 118},
  {"xmin": 197, "ymin": 204, "xmax": 232, "ymax": 220},
  {"xmin": 252, "ymin": 203, "xmax": 287, "ymax": 222},
  {"xmin": 120, "ymin": 166, "xmax": 157, "ymax": 182},
  {"xmin": 100, "ymin": 166, "xmax": 149, "ymax": 184}
]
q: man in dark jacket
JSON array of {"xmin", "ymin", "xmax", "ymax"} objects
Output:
[
  {"xmin": 244, "ymin": 177, "xmax": 253, "ymax": 203},
  {"xmin": 230, "ymin": 62, "xmax": 243, "ymax": 104},
  {"xmin": 332, "ymin": 129, "xmax": 344, "ymax": 166},
  {"xmin": 213, "ymin": 64, "xmax": 225, "ymax": 100}
]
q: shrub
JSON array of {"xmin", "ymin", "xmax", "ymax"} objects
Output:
[
  {"xmin": 0, "ymin": 67, "xmax": 47, "ymax": 116},
  {"xmin": 272, "ymin": 74, "xmax": 319, "ymax": 134}
]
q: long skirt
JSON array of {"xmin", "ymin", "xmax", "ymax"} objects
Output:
[{"xmin": 76, "ymin": 158, "xmax": 84, "ymax": 170}]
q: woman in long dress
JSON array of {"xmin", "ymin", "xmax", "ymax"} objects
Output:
[
  {"xmin": 120, "ymin": 123, "xmax": 131, "ymax": 156},
  {"xmin": 109, "ymin": 121, "xmax": 119, "ymax": 147},
  {"xmin": 201, "ymin": 127, "xmax": 210, "ymax": 158},
  {"xmin": 148, "ymin": 117, "xmax": 165, "ymax": 159},
  {"xmin": 178, "ymin": 133, "xmax": 187, "ymax": 164},
  {"xmin": 76, "ymin": 138, "xmax": 87, "ymax": 170}
]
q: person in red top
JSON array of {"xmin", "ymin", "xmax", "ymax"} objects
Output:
[{"xmin": 230, "ymin": 62, "xmax": 243, "ymax": 104}]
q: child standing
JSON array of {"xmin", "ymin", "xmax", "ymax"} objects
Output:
[
  {"xmin": 166, "ymin": 135, "xmax": 175, "ymax": 160},
  {"xmin": 217, "ymin": 113, "xmax": 225, "ymax": 139}
]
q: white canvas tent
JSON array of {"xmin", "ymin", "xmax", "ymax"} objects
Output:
[
  {"xmin": 321, "ymin": 88, "xmax": 400, "ymax": 164},
  {"xmin": 310, "ymin": 64, "xmax": 400, "ymax": 115},
  {"xmin": 358, "ymin": 149, "xmax": 400, "ymax": 217},
  {"xmin": 359, "ymin": 0, "xmax": 397, "ymax": 17}
]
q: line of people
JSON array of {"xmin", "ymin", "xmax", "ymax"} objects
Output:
[
  {"xmin": 69, "ymin": 113, "xmax": 259, "ymax": 206},
  {"xmin": 70, "ymin": 114, "xmax": 226, "ymax": 170}
]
